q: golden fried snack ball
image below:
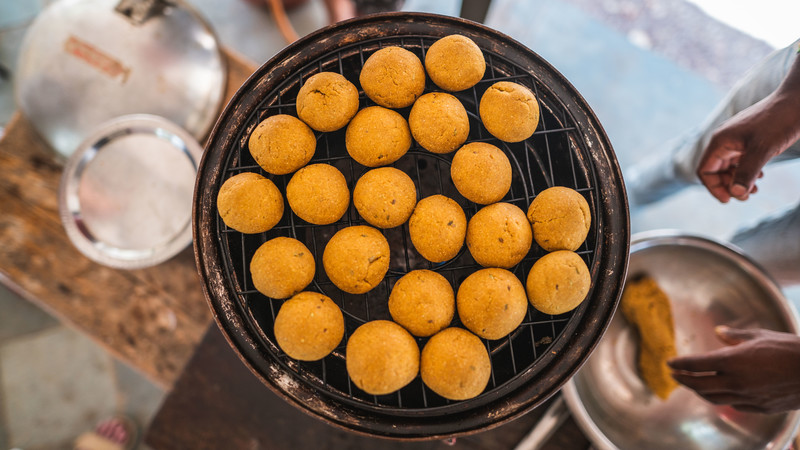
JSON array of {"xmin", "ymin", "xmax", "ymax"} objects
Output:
[
  {"xmin": 353, "ymin": 167, "xmax": 417, "ymax": 229},
  {"xmin": 217, "ymin": 172, "xmax": 283, "ymax": 234},
  {"xmin": 526, "ymin": 250, "xmax": 591, "ymax": 315},
  {"xmin": 409, "ymin": 92, "xmax": 469, "ymax": 154},
  {"xmin": 389, "ymin": 270, "xmax": 455, "ymax": 337},
  {"xmin": 248, "ymin": 114, "xmax": 316, "ymax": 175},
  {"xmin": 457, "ymin": 268, "xmax": 528, "ymax": 340},
  {"xmin": 274, "ymin": 291, "xmax": 344, "ymax": 361},
  {"xmin": 450, "ymin": 142, "xmax": 512, "ymax": 205},
  {"xmin": 250, "ymin": 237, "xmax": 315, "ymax": 299},
  {"xmin": 466, "ymin": 202, "xmax": 532, "ymax": 268},
  {"xmin": 322, "ymin": 225, "xmax": 390, "ymax": 294},
  {"xmin": 286, "ymin": 164, "xmax": 350, "ymax": 225},
  {"xmin": 346, "ymin": 106, "xmax": 412, "ymax": 167},
  {"xmin": 527, "ymin": 186, "xmax": 591, "ymax": 252},
  {"xmin": 296, "ymin": 72, "xmax": 359, "ymax": 132},
  {"xmin": 421, "ymin": 327, "xmax": 491, "ymax": 400},
  {"xmin": 479, "ymin": 81, "xmax": 540, "ymax": 142},
  {"xmin": 409, "ymin": 195, "xmax": 467, "ymax": 263},
  {"xmin": 424, "ymin": 34, "xmax": 485, "ymax": 92},
  {"xmin": 360, "ymin": 46, "xmax": 426, "ymax": 108},
  {"xmin": 346, "ymin": 320, "xmax": 420, "ymax": 395}
]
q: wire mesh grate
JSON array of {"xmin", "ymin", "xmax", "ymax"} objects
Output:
[{"xmin": 214, "ymin": 35, "xmax": 600, "ymax": 413}]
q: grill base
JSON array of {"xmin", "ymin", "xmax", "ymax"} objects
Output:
[{"xmin": 194, "ymin": 13, "xmax": 629, "ymax": 439}]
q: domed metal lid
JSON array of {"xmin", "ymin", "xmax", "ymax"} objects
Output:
[{"xmin": 15, "ymin": 0, "xmax": 225, "ymax": 158}]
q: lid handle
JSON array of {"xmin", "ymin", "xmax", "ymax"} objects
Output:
[{"xmin": 114, "ymin": 0, "xmax": 173, "ymax": 25}]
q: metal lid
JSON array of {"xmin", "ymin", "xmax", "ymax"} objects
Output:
[
  {"xmin": 14, "ymin": 0, "xmax": 225, "ymax": 158},
  {"xmin": 59, "ymin": 114, "xmax": 202, "ymax": 269}
]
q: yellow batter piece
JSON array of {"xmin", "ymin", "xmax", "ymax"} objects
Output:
[{"xmin": 620, "ymin": 274, "xmax": 678, "ymax": 400}]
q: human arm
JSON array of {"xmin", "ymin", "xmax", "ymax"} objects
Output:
[
  {"xmin": 667, "ymin": 326, "xmax": 800, "ymax": 414},
  {"xmin": 323, "ymin": 0, "xmax": 356, "ymax": 23},
  {"xmin": 696, "ymin": 50, "xmax": 800, "ymax": 203}
]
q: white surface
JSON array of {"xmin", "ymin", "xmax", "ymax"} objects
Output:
[{"xmin": 687, "ymin": 0, "xmax": 799, "ymax": 48}]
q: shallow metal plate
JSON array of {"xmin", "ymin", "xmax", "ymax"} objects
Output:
[
  {"xmin": 564, "ymin": 230, "xmax": 800, "ymax": 450},
  {"xmin": 15, "ymin": 0, "xmax": 225, "ymax": 158},
  {"xmin": 59, "ymin": 114, "xmax": 202, "ymax": 269}
]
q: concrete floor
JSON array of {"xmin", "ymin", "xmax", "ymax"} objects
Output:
[
  {"xmin": 0, "ymin": 284, "xmax": 164, "ymax": 449},
  {"xmin": 1, "ymin": 0, "xmax": 799, "ymax": 448}
]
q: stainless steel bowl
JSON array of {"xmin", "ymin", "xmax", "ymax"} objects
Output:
[{"xmin": 563, "ymin": 230, "xmax": 800, "ymax": 450}]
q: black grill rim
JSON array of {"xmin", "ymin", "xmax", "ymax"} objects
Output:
[{"xmin": 193, "ymin": 12, "xmax": 629, "ymax": 440}]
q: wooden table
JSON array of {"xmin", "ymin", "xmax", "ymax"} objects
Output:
[
  {"xmin": 0, "ymin": 49, "xmax": 254, "ymax": 388},
  {"xmin": 0, "ymin": 48, "xmax": 588, "ymax": 449}
]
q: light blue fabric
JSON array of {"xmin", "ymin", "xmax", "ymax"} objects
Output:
[
  {"xmin": 401, "ymin": 0, "xmax": 462, "ymax": 17},
  {"xmin": 485, "ymin": 0, "xmax": 724, "ymax": 170}
]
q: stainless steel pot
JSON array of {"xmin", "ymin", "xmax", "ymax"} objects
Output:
[{"xmin": 562, "ymin": 230, "xmax": 800, "ymax": 450}]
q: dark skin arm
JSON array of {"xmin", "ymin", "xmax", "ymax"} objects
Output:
[
  {"xmin": 697, "ymin": 51, "xmax": 800, "ymax": 203},
  {"xmin": 668, "ymin": 326, "xmax": 800, "ymax": 414}
]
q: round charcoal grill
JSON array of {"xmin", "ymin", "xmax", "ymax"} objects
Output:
[{"xmin": 194, "ymin": 13, "xmax": 629, "ymax": 440}]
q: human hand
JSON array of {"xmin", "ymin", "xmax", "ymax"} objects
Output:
[
  {"xmin": 668, "ymin": 326, "xmax": 800, "ymax": 414},
  {"xmin": 696, "ymin": 92, "xmax": 800, "ymax": 203}
]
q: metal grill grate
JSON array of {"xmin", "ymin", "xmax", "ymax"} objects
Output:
[{"xmin": 214, "ymin": 35, "xmax": 600, "ymax": 413}]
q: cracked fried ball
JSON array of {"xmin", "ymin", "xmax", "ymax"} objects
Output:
[{"xmin": 296, "ymin": 71, "xmax": 359, "ymax": 132}]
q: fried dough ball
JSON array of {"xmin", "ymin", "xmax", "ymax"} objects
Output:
[
  {"xmin": 322, "ymin": 225, "xmax": 390, "ymax": 294},
  {"xmin": 248, "ymin": 114, "xmax": 316, "ymax": 175},
  {"xmin": 274, "ymin": 291, "xmax": 344, "ymax": 361},
  {"xmin": 479, "ymin": 81, "xmax": 539, "ymax": 142},
  {"xmin": 296, "ymin": 72, "xmax": 359, "ymax": 132},
  {"xmin": 466, "ymin": 202, "xmax": 532, "ymax": 268},
  {"xmin": 425, "ymin": 34, "xmax": 485, "ymax": 92},
  {"xmin": 346, "ymin": 106, "xmax": 411, "ymax": 167},
  {"xmin": 526, "ymin": 250, "xmax": 591, "ymax": 315},
  {"xmin": 250, "ymin": 237, "xmax": 315, "ymax": 299},
  {"xmin": 353, "ymin": 167, "xmax": 417, "ymax": 228},
  {"xmin": 421, "ymin": 327, "xmax": 491, "ymax": 400},
  {"xmin": 389, "ymin": 269, "xmax": 455, "ymax": 337},
  {"xmin": 409, "ymin": 195, "xmax": 467, "ymax": 263},
  {"xmin": 457, "ymin": 268, "xmax": 528, "ymax": 340},
  {"xmin": 527, "ymin": 186, "xmax": 591, "ymax": 252},
  {"xmin": 450, "ymin": 142, "xmax": 512, "ymax": 204},
  {"xmin": 346, "ymin": 320, "xmax": 420, "ymax": 395},
  {"xmin": 217, "ymin": 172, "xmax": 283, "ymax": 234},
  {"xmin": 409, "ymin": 92, "xmax": 469, "ymax": 154},
  {"xmin": 286, "ymin": 164, "xmax": 350, "ymax": 225},
  {"xmin": 360, "ymin": 46, "xmax": 426, "ymax": 108}
]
